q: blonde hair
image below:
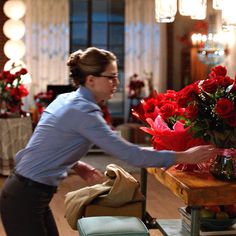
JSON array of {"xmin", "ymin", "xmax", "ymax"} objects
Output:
[{"xmin": 67, "ymin": 47, "xmax": 117, "ymax": 86}]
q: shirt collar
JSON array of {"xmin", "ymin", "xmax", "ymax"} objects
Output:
[{"xmin": 77, "ymin": 86, "xmax": 96, "ymax": 103}]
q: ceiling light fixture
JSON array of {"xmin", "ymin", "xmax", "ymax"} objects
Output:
[{"xmin": 155, "ymin": 0, "xmax": 236, "ymax": 30}]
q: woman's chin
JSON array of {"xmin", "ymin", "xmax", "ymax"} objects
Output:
[{"xmin": 109, "ymin": 93, "xmax": 115, "ymax": 99}]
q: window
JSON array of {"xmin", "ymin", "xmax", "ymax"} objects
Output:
[{"xmin": 70, "ymin": 0, "xmax": 125, "ymax": 119}]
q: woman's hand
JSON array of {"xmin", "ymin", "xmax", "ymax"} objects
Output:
[
  {"xmin": 175, "ymin": 145, "xmax": 220, "ymax": 164},
  {"xmin": 72, "ymin": 161, "xmax": 105, "ymax": 185}
]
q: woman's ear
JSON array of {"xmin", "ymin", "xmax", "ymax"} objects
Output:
[{"xmin": 85, "ymin": 75, "xmax": 96, "ymax": 87}]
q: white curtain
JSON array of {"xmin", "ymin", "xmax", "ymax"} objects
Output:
[
  {"xmin": 125, "ymin": 0, "xmax": 167, "ymax": 120},
  {"xmin": 24, "ymin": 0, "xmax": 69, "ymax": 108}
]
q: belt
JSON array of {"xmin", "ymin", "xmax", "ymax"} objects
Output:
[{"xmin": 13, "ymin": 171, "xmax": 57, "ymax": 193}]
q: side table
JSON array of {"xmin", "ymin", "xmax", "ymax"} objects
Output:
[{"xmin": 0, "ymin": 116, "xmax": 32, "ymax": 176}]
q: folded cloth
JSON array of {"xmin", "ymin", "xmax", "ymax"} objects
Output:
[{"xmin": 64, "ymin": 163, "xmax": 144, "ymax": 230}]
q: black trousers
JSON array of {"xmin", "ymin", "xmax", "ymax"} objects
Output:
[{"xmin": 0, "ymin": 172, "xmax": 59, "ymax": 236}]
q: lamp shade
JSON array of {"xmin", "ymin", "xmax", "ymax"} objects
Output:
[
  {"xmin": 179, "ymin": 0, "xmax": 194, "ymax": 16},
  {"xmin": 213, "ymin": 0, "xmax": 223, "ymax": 10},
  {"xmin": 3, "ymin": 0, "xmax": 26, "ymax": 20},
  {"xmin": 222, "ymin": 0, "xmax": 236, "ymax": 30},
  {"xmin": 3, "ymin": 40, "xmax": 26, "ymax": 60},
  {"xmin": 155, "ymin": 0, "xmax": 177, "ymax": 23},
  {"xmin": 3, "ymin": 19, "xmax": 25, "ymax": 40},
  {"xmin": 190, "ymin": 0, "xmax": 207, "ymax": 20}
]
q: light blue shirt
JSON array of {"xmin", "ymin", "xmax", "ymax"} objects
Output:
[{"xmin": 15, "ymin": 86, "xmax": 176, "ymax": 186}]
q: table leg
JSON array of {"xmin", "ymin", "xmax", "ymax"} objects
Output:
[
  {"xmin": 140, "ymin": 168, "xmax": 147, "ymax": 218},
  {"xmin": 190, "ymin": 206, "xmax": 201, "ymax": 236},
  {"xmin": 140, "ymin": 168, "xmax": 159, "ymax": 229}
]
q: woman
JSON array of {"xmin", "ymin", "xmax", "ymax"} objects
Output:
[{"xmin": 0, "ymin": 47, "xmax": 218, "ymax": 236}]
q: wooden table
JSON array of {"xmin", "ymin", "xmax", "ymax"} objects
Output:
[
  {"xmin": 0, "ymin": 116, "xmax": 32, "ymax": 176},
  {"xmin": 143, "ymin": 167, "xmax": 236, "ymax": 236}
]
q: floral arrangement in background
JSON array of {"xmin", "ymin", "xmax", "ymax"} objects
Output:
[
  {"xmin": 0, "ymin": 68, "xmax": 29, "ymax": 116},
  {"xmin": 99, "ymin": 101, "xmax": 112, "ymax": 126},
  {"xmin": 34, "ymin": 90, "xmax": 54, "ymax": 114},
  {"xmin": 177, "ymin": 20, "xmax": 208, "ymax": 48},
  {"xmin": 132, "ymin": 65, "xmax": 236, "ymax": 171},
  {"xmin": 128, "ymin": 73, "xmax": 145, "ymax": 99}
]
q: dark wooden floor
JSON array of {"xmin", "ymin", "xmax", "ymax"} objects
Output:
[{"xmin": 0, "ymin": 172, "xmax": 184, "ymax": 236}]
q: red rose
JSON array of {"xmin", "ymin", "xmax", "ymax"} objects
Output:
[
  {"xmin": 165, "ymin": 90, "xmax": 177, "ymax": 100},
  {"xmin": 145, "ymin": 107, "xmax": 159, "ymax": 121},
  {"xmin": 142, "ymin": 98, "xmax": 158, "ymax": 114},
  {"xmin": 5, "ymin": 73, "xmax": 15, "ymax": 84},
  {"xmin": 217, "ymin": 76, "xmax": 234, "ymax": 88},
  {"xmin": 176, "ymin": 107, "xmax": 185, "ymax": 117},
  {"xmin": 215, "ymin": 98, "xmax": 235, "ymax": 119},
  {"xmin": 156, "ymin": 94, "xmax": 167, "ymax": 106},
  {"xmin": 201, "ymin": 78, "xmax": 218, "ymax": 93},
  {"xmin": 9, "ymin": 88, "xmax": 21, "ymax": 100},
  {"xmin": 2, "ymin": 70, "xmax": 11, "ymax": 78},
  {"xmin": 19, "ymin": 68, "xmax": 28, "ymax": 75},
  {"xmin": 185, "ymin": 103, "xmax": 199, "ymax": 120},
  {"xmin": 9, "ymin": 85, "xmax": 29, "ymax": 99},
  {"xmin": 159, "ymin": 102, "xmax": 177, "ymax": 120},
  {"xmin": 18, "ymin": 84, "xmax": 29, "ymax": 97},
  {"xmin": 178, "ymin": 84, "xmax": 198, "ymax": 107},
  {"xmin": 210, "ymin": 65, "xmax": 227, "ymax": 77}
]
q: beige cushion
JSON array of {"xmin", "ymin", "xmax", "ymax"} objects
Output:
[{"xmin": 84, "ymin": 201, "xmax": 143, "ymax": 218}]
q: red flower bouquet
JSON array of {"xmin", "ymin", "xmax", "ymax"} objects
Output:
[
  {"xmin": 132, "ymin": 65, "xmax": 236, "ymax": 171},
  {"xmin": 34, "ymin": 90, "xmax": 54, "ymax": 114},
  {"xmin": 181, "ymin": 65, "xmax": 236, "ymax": 149},
  {"xmin": 0, "ymin": 68, "xmax": 29, "ymax": 117}
]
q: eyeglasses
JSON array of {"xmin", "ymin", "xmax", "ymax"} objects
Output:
[{"xmin": 97, "ymin": 74, "xmax": 119, "ymax": 82}]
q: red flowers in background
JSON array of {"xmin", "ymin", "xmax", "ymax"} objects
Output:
[
  {"xmin": 132, "ymin": 65, "xmax": 236, "ymax": 170},
  {"xmin": 34, "ymin": 90, "xmax": 54, "ymax": 114},
  {"xmin": 0, "ymin": 68, "xmax": 29, "ymax": 115},
  {"xmin": 128, "ymin": 73, "xmax": 145, "ymax": 99},
  {"xmin": 99, "ymin": 102, "xmax": 112, "ymax": 126}
]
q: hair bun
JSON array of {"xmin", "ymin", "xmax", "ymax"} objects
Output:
[{"xmin": 67, "ymin": 49, "xmax": 83, "ymax": 67}]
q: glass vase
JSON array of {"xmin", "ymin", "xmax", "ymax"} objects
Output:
[{"xmin": 209, "ymin": 151, "xmax": 236, "ymax": 181}]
